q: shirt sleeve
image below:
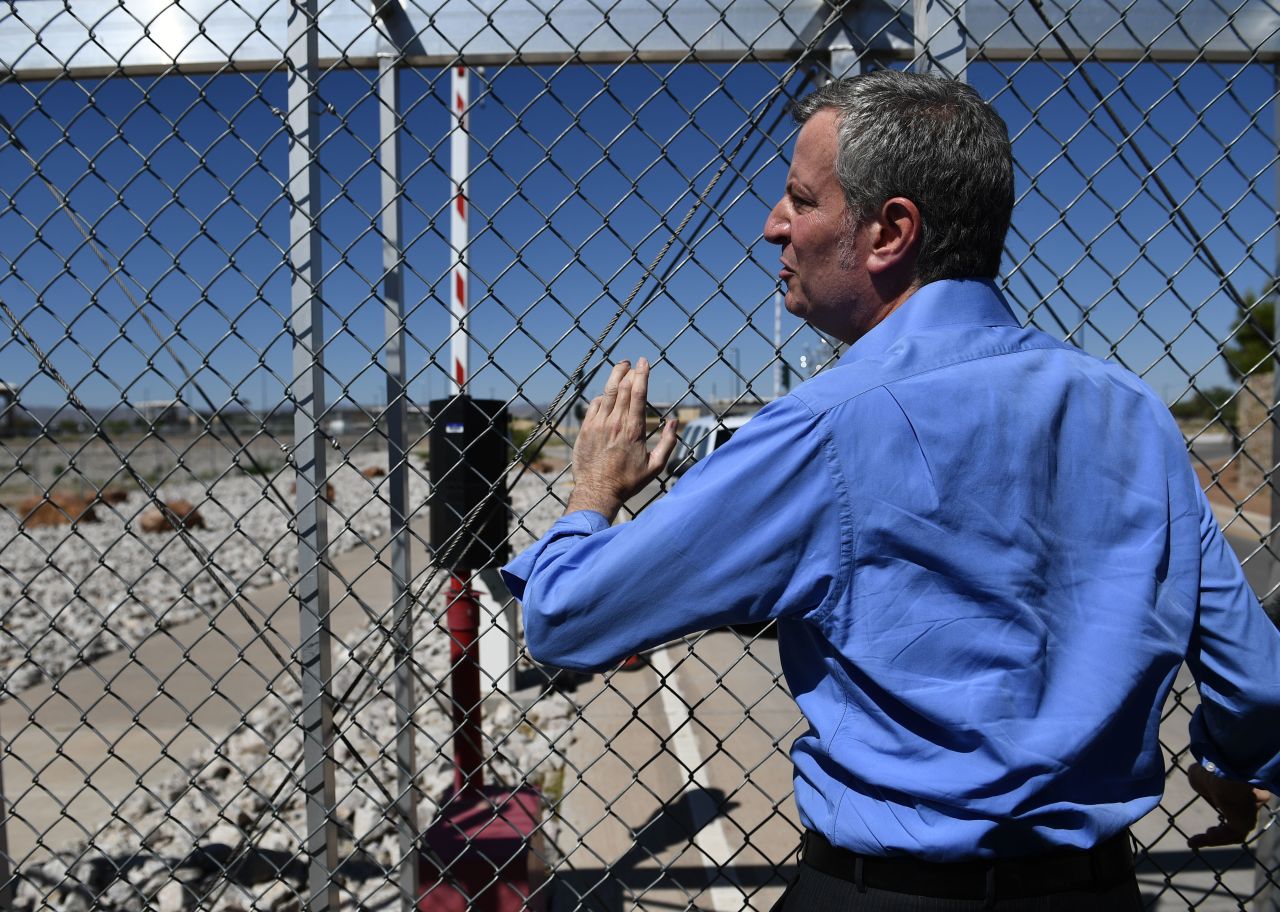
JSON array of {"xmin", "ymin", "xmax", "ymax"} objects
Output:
[
  {"xmin": 500, "ymin": 396, "xmax": 850, "ymax": 671},
  {"xmin": 1187, "ymin": 486, "xmax": 1280, "ymax": 791}
]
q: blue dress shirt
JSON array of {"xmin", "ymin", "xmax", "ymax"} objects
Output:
[{"xmin": 502, "ymin": 278, "xmax": 1280, "ymax": 861}]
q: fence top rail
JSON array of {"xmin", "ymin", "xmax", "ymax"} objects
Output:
[{"xmin": 2, "ymin": 0, "xmax": 1278, "ymax": 80}]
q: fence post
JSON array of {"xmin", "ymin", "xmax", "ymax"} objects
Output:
[
  {"xmin": 375, "ymin": 4, "xmax": 421, "ymax": 908},
  {"xmin": 287, "ymin": 1, "xmax": 339, "ymax": 909}
]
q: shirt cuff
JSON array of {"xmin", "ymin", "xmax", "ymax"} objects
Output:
[
  {"xmin": 1197, "ymin": 756, "xmax": 1227, "ymax": 779},
  {"xmin": 1189, "ymin": 713, "xmax": 1233, "ymax": 780},
  {"xmin": 1189, "ymin": 708, "xmax": 1276, "ymax": 789},
  {"xmin": 500, "ymin": 509, "xmax": 612, "ymax": 599}
]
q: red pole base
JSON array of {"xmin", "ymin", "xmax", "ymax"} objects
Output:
[
  {"xmin": 419, "ymin": 785, "xmax": 545, "ymax": 912},
  {"xmin": 447, "ymin": 572, "xmax": 484, "ymax": 797}
]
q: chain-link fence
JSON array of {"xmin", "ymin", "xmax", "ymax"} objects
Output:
[{"xmin": 2, "ymin": 0, "xmax": 1279, "ymax": 909}]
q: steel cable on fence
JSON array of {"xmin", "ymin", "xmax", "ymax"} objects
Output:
[
  {"xmin": 209, "ymin": 59, "xmax": 835, "ymax": 903},
  {"xmin": 0, "ymin": 121, "xmax": 440, "ymax": 895},
  {"xmin": 0, "ymin": 106, "xmax": 471, "ymax": 903},
  {"xmin": 2, "ymin": 24, "xmax": 830, "ymax": 908},
  {"xmin": 1024, "ymin": 0, "xmax": 1253, "ymax": 315},
  {"xmin": 509, "ymin": 65, "xmax": 820, "ymax": 473},
  {"xmin": 0, "ymin": 61, "xmax": 790, "ymax": 910},
  {"xmin": 1023, "ymin": 0, "xmax": 1279, "ymax": 553},
  {"xmin": 0, "ymin": 113, "xmax": 479, "ymax": 908},
  {"xmin": 319, "ymin": 55, "xmax": 830, "ymax": 776}
]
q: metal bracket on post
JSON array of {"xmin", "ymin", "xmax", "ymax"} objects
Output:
[
  {"xmin": 913, "ymin": 0, "xmax": 968, "ymax": 80},
  {"xmin": 375, "ymin": 0, "xmax": 421, "ymax": 906},
  {"xmin": 287, "ymin": 2, "xmax": 339, "ymax": 910},
  {"xmin": 476, "ymin": 567, "xmax": 518, "ymax": 694},
  {"xmin": 826, "ymin": 26, "xmax": 862, "ymax": 82}
]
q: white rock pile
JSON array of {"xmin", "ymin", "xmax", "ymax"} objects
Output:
[{"xmin": 0, "ymin": 459, "xmax": 434, "ymax": 693}]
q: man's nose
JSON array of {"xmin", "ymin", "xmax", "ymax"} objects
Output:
[{"xmin": 763, "ymin": 199, "xmax": 789, "ymax": 246}]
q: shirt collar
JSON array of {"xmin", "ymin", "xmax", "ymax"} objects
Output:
[{"xmin": 837, "ymin": 278, "xmax": 1020, "ymax": 366}]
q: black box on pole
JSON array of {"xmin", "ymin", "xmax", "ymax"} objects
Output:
[{"xmin": 428, "ymin": 397, "xmax": 511, "ymax": 570}]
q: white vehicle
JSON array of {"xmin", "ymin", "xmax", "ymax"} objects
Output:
[{"xmin": 669, "ymin": 412, "xmax": 755, "ymax": 476}]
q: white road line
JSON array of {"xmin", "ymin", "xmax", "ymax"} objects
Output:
[{"xmin": 650, "ymin": 645, "xmax": 745, "ymax": 912}]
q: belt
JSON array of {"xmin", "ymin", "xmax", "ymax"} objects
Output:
[{"xmin": 800, "ymin": 829, "xmax": 1135, "ymax": 902}]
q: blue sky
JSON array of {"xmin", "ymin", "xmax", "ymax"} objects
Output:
[{"xmin": 1, "ymin": 57, "xmax": 1275, "ymax": 414}]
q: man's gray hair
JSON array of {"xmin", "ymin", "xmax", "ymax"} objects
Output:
[{"xmin": 792, "ymin": 70, "xmax": 1014, "ymax": 285}]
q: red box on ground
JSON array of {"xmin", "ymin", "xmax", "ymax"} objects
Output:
[{"xmin": 419, "ymin": 785, "xmax": 545, "ymax": 912}]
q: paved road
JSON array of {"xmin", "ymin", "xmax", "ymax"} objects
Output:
[
  {"xmin": 1190, "ymin": 433, "xmax": 1276, "ymax": 596},
  {"xmin": 548, "ymin": 632, "xmax": 800, "ymax": 912},
  {"xmin": 1189, "ymin": 437, "xmax": 1234, "ymax": 469}
]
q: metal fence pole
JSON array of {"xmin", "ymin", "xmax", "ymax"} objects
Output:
[
  {"xmin": 1258, "ymin": 805, "xmax": 1280, "ymax": 911},
  {"xmin": 1258, "ymin": 63, "xmax": 1280, "ymax": 912},
  {"xmin": 1269, "ymin": 62, "xmax": 1280, "ymax": 593},
  {"xmin": 375, "ymin": 6, "xmax": 420, "ymax": 906},
  {"xmin": 287, "ymin": 1, "xmax": 339, "ymax": 909},
  {"xmin": 0, "ymin": 715, "xmax": 11, "ymax": 911}
]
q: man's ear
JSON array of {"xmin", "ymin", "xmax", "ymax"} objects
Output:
[{"xmin": 866, "ymin": 196, "xmax": 922, "ymax": 275}]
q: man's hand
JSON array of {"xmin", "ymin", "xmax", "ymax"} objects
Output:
[
  {"xmin": 1187, "ymin": 762, "xmax": 1272, "ymax": 848},
  {"xmin": 567, "ymin": 358, "xmax": 678, "ymax": 522}
]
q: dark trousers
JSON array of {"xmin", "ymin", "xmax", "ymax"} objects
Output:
[{"xmin": 770, "ymin": 833, "xmax": 1144, "ymax": 912}]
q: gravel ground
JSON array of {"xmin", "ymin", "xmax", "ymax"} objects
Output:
[
  {"xmin": 6, "ymin": 458, "xmax": 580, "ymax": 911},
  {"xmin": 12, "ymin": 595, "xmax": 578, "ymax": 912}
]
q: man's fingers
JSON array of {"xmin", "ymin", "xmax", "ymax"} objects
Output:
[
  {"xmin": 1189, "ymin": 823, "xmax": 1250, "ymax": 849},
  {"xmin": 647, "ymin": 417, "xmax": 680, "ymax": 475},
  {"xmin": 614, "ymin": 371, "xmax": 635, "ymax": 425},
  {"xmin": 627, "ymin": 357, "xmax": 650, "ymax": 432},
  {"xmin": 1188, "ymin": 763, "xmax": 1212, "ymax": 800},
  {"xmin": 1185, "ymin": 765, "xmax": 1268, "ymax": 848},
  {"xmin": 601, "ymin": 360, "xmax": 630, "ymax": 413}
]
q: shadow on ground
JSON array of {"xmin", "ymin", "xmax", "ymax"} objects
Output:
[
  {"xmin": 546, "ymin": 785, "xmax": 794, "ymax": 911},
  {"xmin": 16, "ymin": 843, "xmax": 386, "ymax": 911}
]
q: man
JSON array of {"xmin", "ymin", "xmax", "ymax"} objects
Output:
[{"xmin": 502, "ymin": 71, "xmax": 1280, "ymax": 909}]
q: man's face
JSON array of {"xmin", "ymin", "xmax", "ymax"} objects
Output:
[{"xmin": 763, "ymin": 108, "xmax": 872, "ymax": 344}]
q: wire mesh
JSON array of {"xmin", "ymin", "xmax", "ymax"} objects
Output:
[{"xmin": 1, "ymin": 0, "xmax": 1279, "ymax": 910}]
